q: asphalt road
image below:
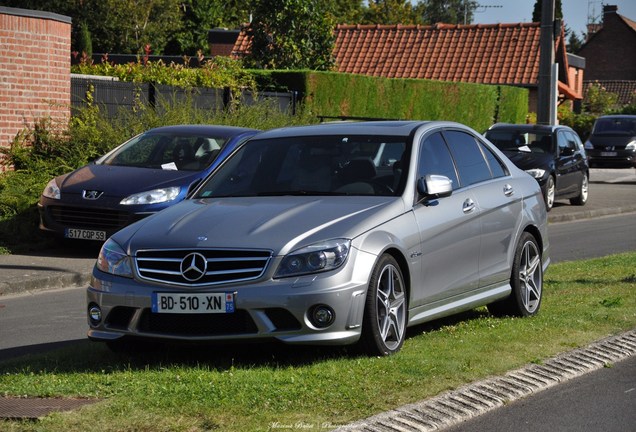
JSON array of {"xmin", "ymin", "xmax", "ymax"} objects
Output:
[{"xmin": 444, "ymin": 355, "xmax": 636, "ymax": 432}]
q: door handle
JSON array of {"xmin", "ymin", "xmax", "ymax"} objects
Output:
[
  {"xmin": 504, "ymin": 184, "xmax": 514, "ymax": 196},
  {"xmin": 463, "ymin": 198, "xmax": 475, "ymax": 213}
]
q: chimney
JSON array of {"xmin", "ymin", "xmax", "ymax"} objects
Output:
[{"xmin": 603, "ymin": 5, "xmax": 618, "ymax": 22}]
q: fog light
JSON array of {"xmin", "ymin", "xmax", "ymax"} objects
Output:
[
  {"xmin": 89, "ymin": 305, "xmax": 102, "ymax": 326},
  {"xmin": 309, "ymin": 305, "xmax": 335, "ymax": 328}
]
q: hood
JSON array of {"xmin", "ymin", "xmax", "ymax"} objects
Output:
[
  {"xmin": 502, "ymin": 150, "xmax": 553, "ymax": 171},
  {"xmin": 57, "ymin": 164, "xmax": 201, "ymax": 198},
  {"xmin": 589, "ymin": 134, "xmax": 636, "ymax": 149},
  {"xmin": 113, "ymin": 196, "xmax": 406, "ymax": 256}
]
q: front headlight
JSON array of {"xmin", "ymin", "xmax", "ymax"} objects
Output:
[
  {"xmin": 626, "ymin": 140, "xmax": 636, "ymax": 151},
  {"xmin": 42, "ymin": 178, "xmax": 61, "ymax": 200},
  {"xmin": 275, "ymin": 239, "xmax": 351, "ymax": 278},
  {"xmin": 584, "ymin": 140, "xmax": 594, "ymax": 150},
  {"xmin": 525, "ymin": 169, "xmax": 546, "ymax": 179},
  {"xmin": 96, "ymin": 238, "xmax": 133, "ymax": 278},
  {"xmin": 120, "ymin": 186, "xmax": 180, "ymax": 205}
]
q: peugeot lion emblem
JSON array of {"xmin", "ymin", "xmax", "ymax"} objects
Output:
[
  {"xmin": 180, "ymin": 252, "xmax": 208, "ymax": 282},
  {"xmin": 82, "ymin": 190, "xmax": 103, "ymax": 200}
]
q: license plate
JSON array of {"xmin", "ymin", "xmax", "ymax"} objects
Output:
[
  {"xmin": 152, "ymin": 292, "xmax": 235, "ymax": 314},
  {"xmin": 65, "ymin": 228, "xmax": 106, "ymax": 241},
  {"xmin": 601, "ymin": 152, "xmax": 617, "ymax": 157}
]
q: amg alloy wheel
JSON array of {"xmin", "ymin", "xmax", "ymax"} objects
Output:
[
  {"xmin": 360, "ymin": 254, "xmax": 407, "ymax": 356},
  {"xmin": 488, "ymin": 232, "xmax": 542, "ymax": 317}
]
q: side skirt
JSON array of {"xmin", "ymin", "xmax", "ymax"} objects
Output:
[{"xmin": 407, "ymin": 284, "xmax": 511, "ymax": 327}]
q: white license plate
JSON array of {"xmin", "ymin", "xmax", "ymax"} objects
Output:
[
  {"xmin": 65, "ymin": 228, "xmax": 106, "ymax": 241},
  {"xmin": 601, "ymin": 152, "xmax": 617, "ymax": 157},
  {"xmin": 152, "ymin": 292, "xmax": 235, "ymax": 314}
]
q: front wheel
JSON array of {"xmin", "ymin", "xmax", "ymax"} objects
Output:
[
  {"xmin": 359, "ymin": 254, "xmax": 407, "ymax": 356},
  {"xmin": 570, "ymin": 172, "xmax": 589, "ymax": 206},
  {"xmin": 488, "ymin": 232, "xmax": 543, "ymax": 317}
]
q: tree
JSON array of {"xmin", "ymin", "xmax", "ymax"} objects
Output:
[
  {"xmin": 532, "ymin": 0, "xmax": 563, "ymax": 22},
  {"xmin": 245, "ymin": 0, "xmax": 335, "ymax": 70},
  {"xmin": 164, "ymin": 0, "xmax": 253, "ymax": 55},
  {"xmin": 363, "ymin": 0, "xmax": 417, "ymax": 25},
  {"xmin": 565, "ymin": 25, "xmax": 584, "ymax": 53},
  {"xmin": 416, "ymin": 0, "xmax": 478, "ymax": 25}
]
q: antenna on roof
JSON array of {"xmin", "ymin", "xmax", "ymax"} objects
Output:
[
  {"xmin": 468, "ymin": 3, "xmax": 503, "ymax": 25},
  {"xmin": 586, "ymin": 0, "xmax": 602, "ymax": 37}
]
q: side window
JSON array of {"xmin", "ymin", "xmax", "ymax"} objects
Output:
[
  {"xmin": 443, "ymin": 131, "xmax": 492, "ymax": 186},
  {"xmin": 557, "ymin": 131, "xmax": 575, "ymax": 154},
  {"xmin": 418, "ymin": 132, "xmax": 460, "ymax": 189},
  {"xmin": 479, "ymin": 141, "xmax": 508, "ymax": 178}
]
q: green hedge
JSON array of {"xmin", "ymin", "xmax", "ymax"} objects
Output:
[{"xmin": 250, "ymin": 70, "xmax": 528, "ymax": 132}]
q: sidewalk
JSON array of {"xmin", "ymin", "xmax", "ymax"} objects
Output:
[{"xmin": 1, "ymin": 180, "xmax": 636, "ymax": 297}]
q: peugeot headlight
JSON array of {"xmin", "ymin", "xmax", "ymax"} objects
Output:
[
  {"xmin": 96, "ymin": 238, "xmax": 133, "ymax": 278},
  {"xmin": 275, "ymin": 239, "xmax": 351, "ymax": 278},
  {"xmin": 120, "ymin": 186, "xmax": 180, "ymax": 205},
  {"xmin": 42, "ymin": 178, "xmax": 61, "ymax": 200},
  {"xmin": 525, "ymin": 169, "xmax": 546, "ymax": 179},
  {"xmin": 584, "ymin": 140, "xmax": 594, "ymax": 150},
  {"xmin": 626, "ymin": 140, "xmax": 636, "ymax": 151}
]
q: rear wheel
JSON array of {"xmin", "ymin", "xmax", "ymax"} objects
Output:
[
  {"xmin": 360, "ymin": 254, "xmax": 407, "ymax": 356},
  {"xmin": 488, "ymin": 232, "xmax": 542, "ymax": 317},
  {"xmin": 570, "ymin": 173, "xmax": 589, "ymax": 206}
]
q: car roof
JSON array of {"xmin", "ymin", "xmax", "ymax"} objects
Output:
[
  {"xmin": 252, "ymin": 120, "xmax": 474, "ymax": 139},
  {"xmin": 487, "ymin": 123, "xmax": 572, "ymax": 134}
]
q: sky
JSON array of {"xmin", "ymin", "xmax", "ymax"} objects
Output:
[{"xmin": 470, "ymin": 0, "xmax": 636, "ymax": 37}]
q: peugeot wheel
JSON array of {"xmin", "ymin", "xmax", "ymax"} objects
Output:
[
  {"xmin": 360, "ymin": 254, "xmax": 407, "ymax": 356},
  {"xmin": 488, "ymin": 232, "xmax": 542, "ymax": 317}
]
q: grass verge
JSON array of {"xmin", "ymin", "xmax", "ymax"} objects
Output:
[{"xmin": 1, "ymin": 252, "xmax": 635, "ymax": 431}]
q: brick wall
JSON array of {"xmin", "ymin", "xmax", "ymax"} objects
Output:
[
  {"xmin": 0, "ymin": 7, "xmax": 71, "ymax": 169},
  {"xmin": 577, "ymin": 6, "xmax": 636, "ymax": 81}
]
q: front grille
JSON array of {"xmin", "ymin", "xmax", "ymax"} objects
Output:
[
  {"xmin": 49, "ymin": 205, "xmax": 129, "ymax": 229},
  {"xmin": 136, "ymin": 249, "xmax": 272, "ymax": 286},
  {"xmin": 138, "ymin": 309, "xmax": 258, "ymax": 336}
]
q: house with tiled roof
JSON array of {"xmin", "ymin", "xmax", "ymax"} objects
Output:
[
  {"xmin": 226, "ymin": 20, "xmax": 584, "ymax": 115},
  {"xmin": 577, "ymin": 4, "xmax": 636, "ymax": 106}
]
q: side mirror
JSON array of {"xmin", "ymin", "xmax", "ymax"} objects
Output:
[{"xmin": 417, "ymin": 174, "xmax": 453, "ymax": 202}]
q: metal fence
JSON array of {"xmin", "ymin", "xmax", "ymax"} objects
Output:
[{"xmin": 71, "ymin": 75, "xmax": 297, "ymax": 118}]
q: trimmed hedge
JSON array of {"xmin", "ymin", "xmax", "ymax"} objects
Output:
[{"xmin": 251, "ymin": 70, "xmax": 528, "ymax": 132}]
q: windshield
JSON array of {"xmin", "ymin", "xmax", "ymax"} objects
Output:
[
  {"xmin": 485, "ymin": 130, "xmax": 554, "ymax": 154},
  {"xmin": 593, "ymin": 117, "xmax": 636, "ymax": 135},
  {"xmin": 98, "ymin": 133, "xmax": 228, "ymax": 171},
  {"xmin": 194, "ymin": 135, "xmax": 408, "ymax": 198}
]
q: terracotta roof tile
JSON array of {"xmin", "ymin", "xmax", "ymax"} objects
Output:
[
  {"xmin": 331, "ymin": 23, "xmax": 542, "ymax": 85},
  {"xmin": 232, "ymin": 21, "xmax": 576, "ymax": 92}
]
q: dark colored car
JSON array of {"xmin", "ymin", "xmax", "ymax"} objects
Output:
[
  {"xmin": 38, "ymin": 125, "xmax": 259, "ymax": 241},
  {"xmin": 584, "ymin": 115, "xmax": 636, "ymax": 168},
  {"xmin": 484, "ymin": 123, "xmax": 589, "ymax": 211}
]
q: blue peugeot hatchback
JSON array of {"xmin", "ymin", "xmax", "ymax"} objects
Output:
[{"xmin": 38, "ymin": 124, "xmax": 259, "ymax": 241}]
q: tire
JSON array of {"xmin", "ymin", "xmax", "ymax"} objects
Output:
[
  {"xmin": 359, "ymin": 254, "xmax": 407, "ymax": 356},
  {"xmin": 543, "ymin": 175, "xmax": 555, "ymax": 212},
  {"xmin": 488, "ymin": 232, "xmax": 542, "ymax": 317},
  {"xmin": 570, "ymin": 172, "xmax": 589, "ymax": 206}
]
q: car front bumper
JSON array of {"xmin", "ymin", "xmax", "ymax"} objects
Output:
[{"xmin": 86, "ymin": 249, "xmax": 376, "ymax": 346}]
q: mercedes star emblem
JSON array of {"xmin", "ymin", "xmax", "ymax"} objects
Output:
[{"xmin": 180, "ymin": 252, "xmax": 208, "ymax": 282}]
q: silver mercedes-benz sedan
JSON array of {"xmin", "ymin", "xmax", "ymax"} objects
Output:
[{"xmin": 87, "ymin": 121, "xmax": 550, "ymax": 356}]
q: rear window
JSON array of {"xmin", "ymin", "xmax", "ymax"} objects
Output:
[{"xmin": 485, "ymin": 130, "xmax": 554, "ymax": 154}]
